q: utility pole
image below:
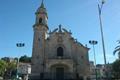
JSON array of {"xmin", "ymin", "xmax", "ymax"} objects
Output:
[
  {"xmin": 97, "ymin": 0, "xmax": 108, "ymax": 79},
  {"xmin": 89, "ymin": 40, "xmax": 98, "ymax": 80},
  {"xmin": 16, "ymin": 43, "xmax": 25, "ymax": 79}
]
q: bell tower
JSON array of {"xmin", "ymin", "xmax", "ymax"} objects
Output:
[
  {"xmin": 35, "ymin": 0, "xmax": 48, "ymax": 28},
  {"xmin": 31, "ymin": 0, "xmax": 48, "ymax": 79}
]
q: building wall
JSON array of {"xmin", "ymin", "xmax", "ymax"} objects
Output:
[
  {"xmin": 31, "ymin": 28, "xmax": 90, "ymax": 79},
  {"xmin": 43, "ymin": 30, "xmax": 90, "ymax": 77},
  {"xmin": 18, "ymin": 63, "xmax": 31, "ymax": 75}
]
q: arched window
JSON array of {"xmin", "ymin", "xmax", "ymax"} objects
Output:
[
  {"xmin": 57, "ymin": 47, "xmax": 63, "ymax": 57},
  {"xmin": 39, "ymin": 18, "xmax": 42, "ymax": 23}
]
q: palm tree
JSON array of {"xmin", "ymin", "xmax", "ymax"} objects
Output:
[{"xmin": 113, "ymin": 40, "xmax": 120, "ymax": 59}]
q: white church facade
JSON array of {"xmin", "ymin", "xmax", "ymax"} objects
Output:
[{"xmin": 30, "ymin": 1, "xmax": 90, "ymax": 80}]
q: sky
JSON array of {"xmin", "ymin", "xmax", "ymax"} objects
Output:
[{"xmin": 0, "ymin": 0, "xmax": 120, "ymax": 64}]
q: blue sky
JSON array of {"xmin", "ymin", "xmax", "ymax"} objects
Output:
[{"xmin": 0, "ymin": 0, "xmax": 120, "ymax": 64}]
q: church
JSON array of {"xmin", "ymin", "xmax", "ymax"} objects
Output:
[{"xmin": 30, "ymin": 1, "xmax": 90, "ymax": 80}]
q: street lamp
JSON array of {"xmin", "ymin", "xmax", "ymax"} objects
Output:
[
  {"xmin": 98, "ymin": 0, "xmax": 106, "ymax": 65},
  {"xmin": 97, "ymin": 0, "xmax": 107, "ymax": 79},
  {"xmin": 89, "ymin": 40, "xmax": 98, "ymax": 80},
  {"xmin": 16, "ymin": 43, "xmax": 25, "ymax": 79}
]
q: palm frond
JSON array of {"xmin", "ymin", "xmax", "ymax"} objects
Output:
[
  {"xmin": 117, "ymin": 40, "xmax": 120, "ymax": 44},
  {"xmin": 113, "ymin": 50, "xmax": 117, "ymax": 55},
  {"xmin": 115, "ymin": 45, "xmax": 120, "ymax": 49},
  {"xmin": 113, "ymin": 48, "xmax": 120, "ymax": 55}
]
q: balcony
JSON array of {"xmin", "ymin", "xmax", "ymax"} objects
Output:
[
  {"xmin": 46, "ymin": 57, "xmax": 74, "ymax": 67},
  {"xmin": 48, "ymin": 56, "xmax": 72, "ymax": 59}
]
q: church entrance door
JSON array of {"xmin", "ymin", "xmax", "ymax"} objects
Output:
[{"xmin": 56, "ymin": 67, "xmax": 64, "ymax": 80}]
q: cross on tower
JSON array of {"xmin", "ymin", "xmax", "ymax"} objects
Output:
[{"xmin": 59, "ymin": 24, "xmax": 62, "ymax": 32}]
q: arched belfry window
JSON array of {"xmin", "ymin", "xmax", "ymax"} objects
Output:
[
  {"xmin": 39, "ymin": 18, "xmax": 42, "ymax": 23},
  {"xmin": 57, "ymin": 47, "xmax": 63, "ymax": 57}
]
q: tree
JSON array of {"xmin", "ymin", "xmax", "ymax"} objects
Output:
[
  {"xmin": 112, "ymin": 59, "xmax": 120, "ymax": 79},
  {"xmin": 1, "ymin": 57, "xmax": 10, "ymax": 62},
  {"xmin": 19, "ymin": 55, "xmax": 31, "ymax": 63},
  {"xmin": 113, "ymin": 40, "xmax": 120, "ymax": 59},
  {"xmin": 3, "ymin": 61, "xmax": 17, "ymax": 79},
  {"xmin": 0, "ymin": 60, "xmax": 7, "ymax": 77}
]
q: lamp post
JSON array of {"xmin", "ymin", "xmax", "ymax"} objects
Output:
[
  {"xmin": 89, "ymin": 40, "xmax": 98, "ymax": 80},
  {"xmin": 97, "ymin": 0, "xmax": 107, "ymax": 79},
  {"xmin": 16, "ymin": 43, "xmax": 25, "ymax": 79}
]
